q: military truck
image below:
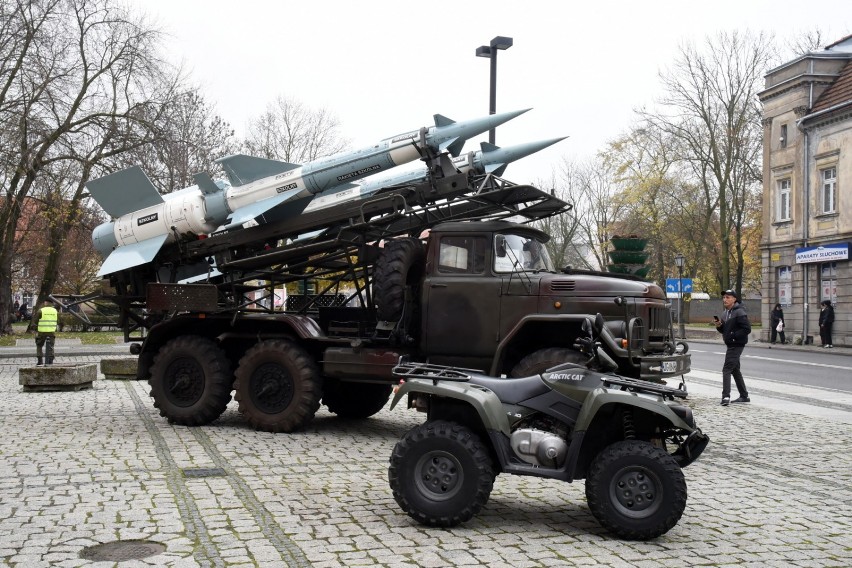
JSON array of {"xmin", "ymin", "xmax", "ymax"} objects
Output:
[{"xmin": 120, "ymin": 167, "xmax": 688, "ymax": 434}]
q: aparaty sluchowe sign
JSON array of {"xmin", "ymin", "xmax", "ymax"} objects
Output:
[{"xmin": 794, "ymin": 243, "xmax": 849, "ymax": 264}]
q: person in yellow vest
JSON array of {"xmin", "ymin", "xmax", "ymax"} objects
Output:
[{"xmin": 34, "ymin": 300, "xmax": 58, "ymax": 366}]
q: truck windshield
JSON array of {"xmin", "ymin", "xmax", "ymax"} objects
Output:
[{"xmin": 494, "ymin": 233, "xmax": 555, "ymax": 273}]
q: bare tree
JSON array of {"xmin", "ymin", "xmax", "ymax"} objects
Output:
[
  {"xmin": 537, "ymin": 157, "xmax": 626, "ymax": 271},
  {"xmin": 639, "ymin": 31, "xmax": 774, "ymax": 296},
  {"xmin": 243, "ymin": 95, "xmax": 350, "ymax": 162},
  {"xmin": 0, "ymin": 0, "xmax": 176, "ymax": 335},
  {"xmin": 120, "ymin": 89, "xmax": 237, "ymax": 192}
]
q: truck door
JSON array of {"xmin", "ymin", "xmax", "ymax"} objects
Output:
[{"xmin": 423, "ymin": 235, "xmax": 500, "ymax": 363}]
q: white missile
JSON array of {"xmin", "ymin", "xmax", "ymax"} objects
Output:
[
  {"xmin": 88, "ymin": 109, "xmax": 529, "ymax": 277},
  {"xmin": 263, "ymin": 137, "xmax": 568, "ymax": 223}
]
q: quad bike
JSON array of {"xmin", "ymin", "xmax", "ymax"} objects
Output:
[{"xmin": 387, "ymin": 314, "xmax": 709, "ymax": 540}]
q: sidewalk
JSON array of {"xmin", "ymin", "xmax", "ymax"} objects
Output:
[
  {"xmin": 1, "ymin": 354, "xmax": 851, "ymax": 566},
  {"xmin": 680, "ymin": 324, "xmax": 850, "ymax": 356}
]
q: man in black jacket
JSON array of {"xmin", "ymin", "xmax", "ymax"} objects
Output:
[{"xmin": 714, "ymin": 289, "xmax": 751, "ymax": 406}]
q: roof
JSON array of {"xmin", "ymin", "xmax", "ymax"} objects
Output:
[
  {"xmin": 810, "ymin": 60, "xmax": 852, "ymax": 113},
  {"xmin": 825, "ymin": 34, "xmax": 852, "ymax": 52}
]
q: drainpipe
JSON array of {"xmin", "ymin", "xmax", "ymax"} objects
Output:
[
  {"xmin": 796, "ymin": 64, "xmax": 815, "ymax": 342},
  {"xmin": 801, "ymin": 129, "xmax": 810, "ymax": 341}
]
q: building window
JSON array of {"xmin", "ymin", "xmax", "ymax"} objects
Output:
[
  {"xmin": 780, "ymin": 124, "xmax": 787, "ymax": 148},
  {"xmin": 776, "ymin": 178, "xmax": 791, "ymax": 222},
  {"xmin": 820, "ymin": 167, "xmax": 836, "ymax": 214},
  {"xmin": 777, "ymin": 265, "xmax": 792, "ymax": 307},
  {"xmin": 820, "ymin": 262, "xmax": 837, "ymax": 304}
]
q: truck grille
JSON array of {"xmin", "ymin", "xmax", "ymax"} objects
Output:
[
  {"xmin": 647, "ymin": 306, "xmax": 669, "ymax": 336},
  {"xmin": 549, "ymin": 279, "xmax": 576, "ymax": 292}
]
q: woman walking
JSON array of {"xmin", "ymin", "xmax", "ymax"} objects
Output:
[{"xmin": 770, "ymin": 303, "xmax": 786, "ymax": 345}]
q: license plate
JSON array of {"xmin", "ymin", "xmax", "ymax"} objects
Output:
[{"xmin": 662, "ymin": 361, "xmax": 677, "ymax": 373}]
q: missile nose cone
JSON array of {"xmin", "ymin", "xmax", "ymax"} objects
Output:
[
  {"xmin": 480, "ymin": 108, "xmax": 531, "ymax": 130},
  {"xmin": 480, "ymin": 136, "xmax": 568, "ymax": 164},
  {"xmin": 431, "ymin": 108, "xmax": 532, "ymax": 156}
]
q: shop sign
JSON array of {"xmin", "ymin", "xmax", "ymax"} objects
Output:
[{"xmin": 794, "ymin": 243, "xmax": 849, "ymax": 264}]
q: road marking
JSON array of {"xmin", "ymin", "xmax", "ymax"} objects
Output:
[{"xmin": 689, "ymin": 348, "xmax": 852, "ymax": 370}]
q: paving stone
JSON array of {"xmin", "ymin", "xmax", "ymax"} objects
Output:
[{"xmin": 1, "ymin": 354, "xmax": 851, "ymax": 566}]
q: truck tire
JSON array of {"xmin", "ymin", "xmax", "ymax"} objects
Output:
[
  {"xmin": 510, "ymin": 347, "xmax": 588, "ymax": 377},
  {"xmin": 585, "ymin": 440, "xmax": 687, "ymax": 540},
  {"xmin": 148, "ymin": 335, "xmax": 233, "ymax": 426},
  {"xmin": 233, "ymin": 339, "xmax": 322, "ymax": 433},
  {"xmin": 389, "ymin": 420, "xmax": 495, "ymax": 528},
  {"xmin": 373, "ymin": 237, "xmax": 425, "ymax": 322},
  {"xmin": 322, "ymin": 380, "xmax": 393, "ymax": 419}
]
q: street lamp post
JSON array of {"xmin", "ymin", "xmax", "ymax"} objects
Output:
[
  {"xmin": 674, "ymin": 253, "xmax": 686, "ymax": 339},
  {"xmin": 476, "ymin": 36, "xmax": 513, "ymax": 144}
]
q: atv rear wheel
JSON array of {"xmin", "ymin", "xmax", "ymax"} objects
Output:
[
  {"xmin": 149, "ymin": 336, "xmax": 233, "ymax": 426},
  {"xmin": 585, "ymin": 440, "xmax": 687, "ymax": 540},
  {"xmin": 511, "ymin": 347, "xmax": 587, "ymax": 377},
  {"xmin": 322, "ymin": 380, "xmax": 392, "ymax": 419},
  {"xmin": 389, "ymin": 420, "xmax": 495, "ymax": 527},
  {"xmin": 233, "ymin": 339, "xmax": 322, "ymax": 433}
]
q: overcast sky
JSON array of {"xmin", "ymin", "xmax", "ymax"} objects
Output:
[{"xmin": 134, "ymin": 0, "xmax": 852, "ymax": 185}]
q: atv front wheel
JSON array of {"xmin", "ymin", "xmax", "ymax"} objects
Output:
[
  {"xmin": 585, "ymin": 440, "xmax": 687, "ymax": 540},
  {"xmin": 389, "ymin": 420, "xmax": 495, "ymax": 527}
]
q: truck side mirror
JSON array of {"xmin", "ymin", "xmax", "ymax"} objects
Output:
[{"xmin": 495, "ymin": 235, "xmax": 507, "ymax": 258}]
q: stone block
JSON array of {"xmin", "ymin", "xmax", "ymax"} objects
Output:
[
  {"xmin": 100, "ymin": 357, "xmax": 139, "ymax": 380},
  {"xmin": 19, "ymin": 363, "xmax": 97, "ymax": 392}
]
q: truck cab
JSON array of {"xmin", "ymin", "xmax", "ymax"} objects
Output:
[{"xmin": 416, "ymin": 221, "xmax": 688, "ymax": 381}]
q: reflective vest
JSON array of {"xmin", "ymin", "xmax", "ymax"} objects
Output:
[{"xmin": 37, "ymin": 306, "xmax": 58, "ymax": 333}]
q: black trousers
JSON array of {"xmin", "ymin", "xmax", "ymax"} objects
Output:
[
  {"xmin": 820, "ymin": 324, "xmax": 833, "ymax": 346},
  {"xmin": 722, "ymin": 344, "xmax": 748, "ymax": 399},
  {"xmin": 770, "ymin": 326, "xmax": 786, "ymax": 344}
]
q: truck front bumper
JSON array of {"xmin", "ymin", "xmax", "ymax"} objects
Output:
[{"xmin": 639, "ymin": 352, "xmax": 691, "ymax": 382}]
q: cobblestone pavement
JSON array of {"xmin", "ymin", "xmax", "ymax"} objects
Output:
[{"xmin": 1, "ymin": 354, "xmax": 851, "ymax": 567}]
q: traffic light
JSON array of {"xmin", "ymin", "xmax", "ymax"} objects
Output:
[{"xmin": 608, "ymin": 236, "xmax": 650, "ymax": 278}]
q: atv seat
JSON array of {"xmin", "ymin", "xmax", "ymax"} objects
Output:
[{"xmin": 468, "ymin": 374, "xmax": 551, "ymax": 405}]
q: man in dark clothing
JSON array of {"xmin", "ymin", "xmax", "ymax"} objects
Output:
[
  {"xmin": 819, "ymin": 300, "xmax": 835, "ymax": 348},
  {"xmin": 714, "ymin": 289, "xmax": 751, "ymax": 406}
]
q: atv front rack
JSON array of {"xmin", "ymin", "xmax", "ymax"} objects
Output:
[{"xmin": 601, "ymin": 375, "xmax": 688, "ymax": 399}]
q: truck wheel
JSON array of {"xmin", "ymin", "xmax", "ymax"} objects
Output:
[
  {"xmin": 233, "ymin": 339, "xmax": 322, "ymax": 433},
  {"xmin": 585, "ymin": 440, "xmax": 687, "ymax": 540},
  {"xmin": 373, "ymin": 237, "xmax": 425, "ymax": 322},
  {"xmin": 510, "ymin": 347, "xmax": 587, "ymax": 377},
  {"xmin": 322, "ymin": 380, "xmax": 393, "ymax": 419},
  {"xmin": 389, "ymin": 420, "xmax": 495, "ymax": 527},
  {"xmin": 149, "ymin": 336, "xmax": 233, "ymax": 426}
]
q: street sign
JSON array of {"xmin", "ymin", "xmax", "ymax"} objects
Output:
[{"xmin": 666, "ymin": 278, "xmax": 693, "ymax": 293}]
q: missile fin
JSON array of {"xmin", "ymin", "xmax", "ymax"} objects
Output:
[
  {"xmin": 222, "ymin": 187, "xmax": 304, "ymax": 230},
  {"xmin": 216, "ymin": 154, "xmax": 300, "ymax": 187},
  {"xmin": 86, "ymin": 166, "xmax": 164, "ymax": 218},
  {"xmin": 193, "ymin": 172, "xmax": 222, "ymax": 195},
  {"xmin": 440, "ymin": 137, "xmax": 466, "ymax": 157},
  {"xmin": 485, "ymin": 163, "xmax": 508, "ymax": 176},
  {"xmin": 479, "ymin": 142, "xmax": 500, "ymax": 153},
  {"xmin": 433, "ymin": 114, "xmax": 455, "ymax": 128},
  {"xmin": 96, "ymin": 234, "xmax": 168, "ymax": 277}
]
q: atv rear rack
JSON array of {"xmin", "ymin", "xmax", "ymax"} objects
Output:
[{"xmin": 392, "ymin": 361, "xmax": 483, "ymax": 384}]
